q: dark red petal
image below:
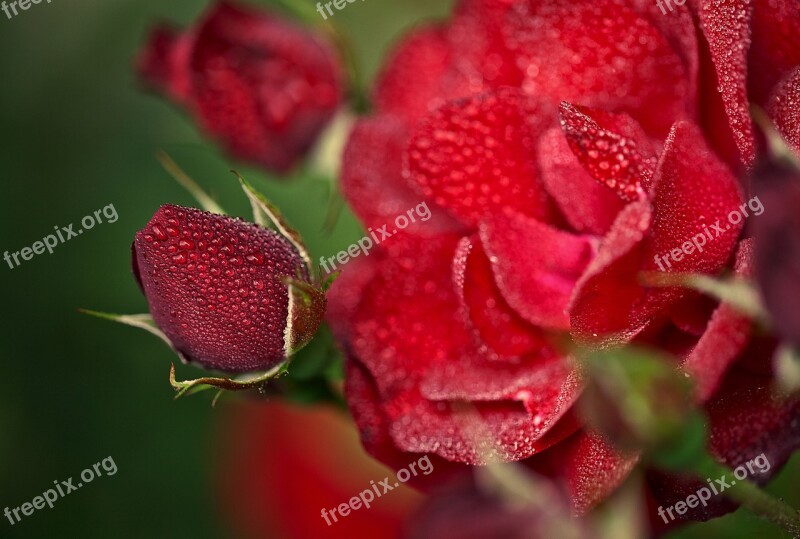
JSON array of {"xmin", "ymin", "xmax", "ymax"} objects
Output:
[
  {"xmin": 188, "ymin": 1, "xmax": 343, "ymax": 172},
  {"xmin": 767, "ymin": 66, "xmax": 800, "ymax": 153},
  {"xmin": 135, "ymin": 24, "xmax": 192, "ymax": 102},
  {"xmin": 480, "ymin": 210, "xmax": 595, "ymax": 329},
  {"xmin": 559, "ymin": 102, "xmax": 658, "ymax": 202},
  {"xmin": 707, "ymin": 369, "xmax": 800, "ymax": 474},
  {"xmin": 753, "ymin": 160, "xmax": 800, "ymax": 346},
  {"xmin": 341, "ymin": 116, "xmax": 462, "ymax": 237},
  {"xmin": 538, "ymin": 128, "xmax": 626, "ymax": 235},
  {"xmin": 404, "ymin": 89, "xmax": 558, "ymax": 227},
  {"xmin": 134, "ymin": 204, "xmax": 308, "ymax": 373},
  {"xmin": 452, "ymin": 236, "xmax": 546, "ymax": 359},
  {"xmin": 693, "ymin": 0, "xmax": 755, "ymax": 167},
  {"xmin": 749, "ymin": 0, "xmax": 800, "ymax": 104},
  {"xmin": 503, "ymin": 0, "xmax": 692, "ymax": 136},
  {"xmin": 527, "ymin": 431, "xmax": 640, "ymax": 515},
  {"xmin": 405, "ymin": 481, "xmax": 583, "ymax": 539},
  {"xmin": 681, "ymin": 240, "xmax": 754, "ymax": 402}
]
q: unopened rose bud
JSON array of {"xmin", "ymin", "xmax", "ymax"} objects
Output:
[{"xmin": 132, "ymin": 204, "xmax": 324, "ymax": 373}]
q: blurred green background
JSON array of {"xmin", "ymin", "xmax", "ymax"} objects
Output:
[{"xmin": 0, "ymin": 0, "xmax": 797, "ymax": 537}]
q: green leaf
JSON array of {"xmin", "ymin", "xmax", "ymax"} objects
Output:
[{"xmin": 650, "ymin": 412, "xmax": 708, "ymax": 470}]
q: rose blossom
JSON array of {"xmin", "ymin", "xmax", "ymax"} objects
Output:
[{"xmin": 329, "ymin": 0, "xmax": 800, "ymax": 520}]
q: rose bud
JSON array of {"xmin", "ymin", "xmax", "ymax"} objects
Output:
[
  {"xmin": 136, "ymin": 1, "xmax": 344, "ymax": 173},
  {"xmin": 132, "ymin": 204, "xmax": 325, "ymax": 374}
]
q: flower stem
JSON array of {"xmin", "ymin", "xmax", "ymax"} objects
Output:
[{"xmin": 691, "ymin": 454, "xmax": 800, "ymax": 535}]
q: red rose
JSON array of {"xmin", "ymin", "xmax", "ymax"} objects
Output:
[
  {"xmin": 330, "ymin": 0, "xmax": 800, "ymax": 519},
  {"xmin": 136, "ymin": 1, "xmax": 343, "ymax": 173},
  {"xmin": 133, "ymin": 204, "xmax": 323, "ymax": 373}
]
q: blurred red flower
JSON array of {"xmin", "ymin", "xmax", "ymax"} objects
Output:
[
  {"xmin": 137, "ymin": 1, "xmax": 343, "ymax": 173},
  {"xmin": 330, "ymin": 0, "xmax": 800, "ymax": 520},
  {"xmin": 216, "ymin": 400, "xmax": 422, "ymax": 539}
]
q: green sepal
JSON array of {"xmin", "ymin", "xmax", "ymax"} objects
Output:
[
  {"xmin": 233, "ymin": 171, "xmax": 313, "ymax": 276},
  {"xmin": 169, "ymin": 361, "xmax": 287, "ymax": 400},
  {"xmin": 156, "ymin": 151, "xmax": 226, "ymax": 215},
  {"xmin": 79, "ymin": 310, "xmax": 173, "ymax": 348}
]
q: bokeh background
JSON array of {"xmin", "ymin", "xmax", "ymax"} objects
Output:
[{"xmin": 0, "ymin": 1, "xmax": 797, "ymax": 537}]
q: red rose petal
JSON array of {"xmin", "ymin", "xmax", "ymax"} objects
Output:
[
  {"xmin": 629, "ymin": 0, "xmax": 700, "ymax": 113},
  {"xmin": 559, "ymin": 102, "xmax": 658, "ymax": 202},
  {"xmin": 447, "ymin": 0, "xmax": 522, "ymax": 90},
  {"xmin": 325, "ymin": 253, "xmax": 379, "ymax": 342},
  {"xmin": 385, "ymin": 387, "xmax": 578, "ymax": 465},
  {"xmin": 648, "ymin": 122, "xmax": 744, "ymax": 274},
  {"xmin": 404, "ymin": 89, "xmax": 557, "ymax": 227},
  {"xmin": 682, "ymin": 305, "xmax": 751, "ymax": 402},
  {"xmin": 421, "ymin": 351, "xmax": 578, "ymax": 404},
  {"xmin": 570, "ymin": 122, "xmax": 744, "ymax": 341},
  {"xmin": 527, "ymin": 431, "xmax": 640, "ymax": 515},
  {"xmin": 569, "ymin": 201, "xmax": 656, "ymax": 342},
  {"xmin": 349, "ymin": 233, "xmax": 469, "ymax": 397},
  {"xmin": 693, "ymin": 0, "xmax": 755, "ymax": 167},
  {"xmin": 341, "ymin": 116, "xmax": 462, "ymax": 237},
  {"xmin": 681, "ymin": 240, "xmax": 754, "ymax": 402},
  {"xmin": 767, "ymin": 66, "xmax": 800, "ymax": 153},
  {"xmin": 503, "ymin": 0, "xmax": 692, "ymax": 136},
  {"xmin": 452, "ymin": 236, "xmax": 546, "ymax": 359},
  {"xmin": 373, "ymin": 26, "xmax": 467, "ymax": 125},
  {"xmin": 538, "ymin": 128, "xmax": 626, "ymax": 235},
  {"xmin": 480, "ymin": 210, "xmax": 595, "ymax": 330},
  {"xmin": 344, "ymin": 358, "xmax": 468, "ymax": 489}
]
